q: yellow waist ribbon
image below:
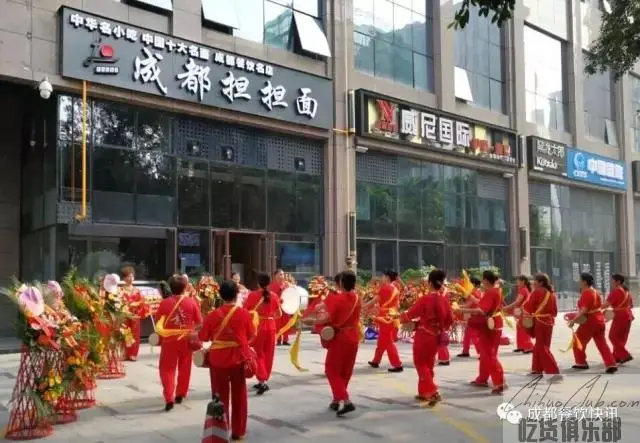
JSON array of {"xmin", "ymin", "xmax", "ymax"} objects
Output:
[
  {"xmin": 289, "ymin": 328, "xmax": 308, "ymax": 372},
  {"xmin": 155, "ymin": 316, "xmax": 191, "ymax": 340},
  {"xmin": 560, "ymin": 327, "xmax": 583, "ymax": 353},
  {"xmin": 277, "ymin": 310, "xmax": 300, "ymax": 339},
  {"xmin": 211, "ymin": 340, "xmax": 239, "ymax": 350},
  {"xmin": 250, "ymin": 311, "xmax": 260, "ymax": 330}
]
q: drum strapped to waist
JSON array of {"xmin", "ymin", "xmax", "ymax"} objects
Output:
[
  {"xmin": 604, "ymin": 309, "xmax": 615, "ymax": 322},
  {"xmin": 281, "ymin": 286, "xmax": 309, "ymax": 315},
  {"xmin": 401, "ymin": 321, "xmax": 417, "ymax": 332},
  {"xmin": 513, "ymin": 307, "xmax": 523, "ymax": 317},
  {"xmin": 193, "ymin": 348, "xmax": 209, "ymax": 368},
  {"xmin": 487, "ymin": 313, "xmax": 501, "ymax": 330},
  {"xmin": 522, "ymin": 316, "xmax": 534, "ymax": 329},
  {"xmin": 148, "ymin": 332, "xmax": 160, "ymax": 346},
  {"xmin": 320, "ymin": 326, "xmax": 335, "ymax": 341},
  {"xmin": 564, "ymin": 312, "xmax": 587, "ymax": 325}
]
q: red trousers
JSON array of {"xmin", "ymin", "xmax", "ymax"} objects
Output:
[
  {"xmin": 462, "ymin": 326, "xmax": 479, "ymax": 354},
  {"xmin": 437, "ymin": 344, "xmax": 450, "ymax": 363},
  {"xmin": 372, "ymin": 322, "xmax": 402, "ymax": 368},
  {"xmin": 125, "ymin": 318, "xmax": 141, "ymax": 360},
  {"xmin": 325, "ymin": 338, "xmax": 358, "ymax": 402},
  {"xmin": 609, "ymin": 317, "xmax": 632, "ymax": 361},
  {"xmin": 475, "ymin": 328, "xmax": 505, "ymax": 388},
  {"xmin": 159, "ymin": 339, "xmax": 193, "ymax": 403},
  {"xmin": 531, "ymin": 322, "xmax": 559, "ymax": 374},
  {"xmin": 277, "ymin": 315, "xmax": 292, "ymax": 343},
  {"xmin": 253, "ymin": 328, "xmax": 276, "ymax": 383},
  {"xmin": 516, "ymin": 323, "xmax": 534, "ymax": 351},
  {"xmin": 573, "ymin": 320, "xmax": 617, "ymax": 368},
  {"xmin": 209, "ymin": 365, "xmax": 247, "ymax": 438},
  {"xmin": 413, "ymin": 331, "xmax": 438, "ymax": 397}
]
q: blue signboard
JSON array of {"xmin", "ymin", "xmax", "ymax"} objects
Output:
[{"xmin": 566, "ymin": 148, "xmax": 627, "ymax": 190}]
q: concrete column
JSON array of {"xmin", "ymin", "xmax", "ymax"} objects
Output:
[
  {"xmin": 619, "ymin": 75, "xmax": 635, "ymax": 275},
  {"xmin": 568, "ymin": 0, "xmax": 585, "ymax": 147},
  {"xmin": 435, "ymin": 0, "xmax": 455, "ymax": 112}
]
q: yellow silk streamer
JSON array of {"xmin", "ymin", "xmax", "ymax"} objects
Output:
[
  {"xmin": 500, "ymin": 312, "xmax": 515, "ymax": 330},
  {"xmin": 560, "ymin": 328, "xmax": 583, "ymax": 353},
  {"xmin": 250, "ymin": 311, "xmax": 260, "ymax": 330},
  {"xmin": 211, "ymin": 340, "xmax": 239, "ymax": 350},
  {"xmin": 289, "ymin": 329, "xmax": 308, "ymax": 372},
  {"xmin": 155, "ymin": 316, "xmax": 191, "ymax": 340},
  {"xmin": 277, "ymin": 310, "xmax": 300, "ymax": 339}
]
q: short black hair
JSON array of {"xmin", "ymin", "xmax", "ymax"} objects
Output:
[
  {"xmin": 611, "ymin": 273, "xmax": 625, "ymax": 285},
  {"xmin": 482, "ymin": 270, "xmax": 499, "ymax": 285},
  {"xmin": 470, "ymin": 276, "xmax": 481, "ymax": 288},
  {"xmin": 168, "ymin": 275, "xmax": 187, "ymax": 295},
  {"xmin": 580, "ymin": 272, "xmax": 594, "ymax": 287},
  {"xmin": 334, "ymin": 272, "xmax": 343, "ymax": 284},
  {"xmin": 258, "ymin": 273, "xmax": 271, "ymax": 289},
  {"xmin": 219, "ymin": 281, "xmax": 238, "ymax": 302},
  {"xmin": 428, "ymin": 268, "xmax": 446, "ymax": 290},
  {"xmin": 341, "ymin": 271, "xmax": 357, "ymax": 291},
  {"xmin": 383, "ymin": 269, "xmax": 398, "ymax": 281}
]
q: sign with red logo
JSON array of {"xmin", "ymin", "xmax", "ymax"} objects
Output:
[
  {"xmin": 356, "ymin": 90, "xmax": 517, "ymax": 166},
  {"xmin": 83, "ymin": 37, "xmax": 120, "ymax": 75}
]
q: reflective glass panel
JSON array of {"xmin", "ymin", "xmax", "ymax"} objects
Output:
[
  {"xmin": 92, "ymin": 148, "xmax": 135, "ymax": 222},
  {"xmin": 267, "ymin": 169, "xmax": 295, "ymax": 233},
  {"xmin": 178, "ymin": 160, "xmax": 210, "ymax": 227},
  {"xmin": 134, "ymin": 153, "xmax": 175, "ymax": 225},
  {"xmin": 211, "ymin": 163, "xmax": 238, "ymax": 228}
]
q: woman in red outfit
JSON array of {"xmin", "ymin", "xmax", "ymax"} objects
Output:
[
  {"xmin": 302, "ymin": 271, "xmax": 361, "ymax": 417},
  {"xmin": 155, "ymin": 275, "xmax": 203, "ymax": 411},
  {"xmin": 569, "ymin": 272, "xmax": 617, "ymax": 373},
  {"xmin": 522, "ymin": 273, "xmax": 560, "ymax": 379},
  {"xmin": 458, "ymin": 270, "xmax": 506, "ymax": 394},
  {"xmin": 504, "ymin": 275, "xmax": 534, "ymax": 354},
  {"xmin": 270, "ymin": 269, "xmax": 291, "ymax": 346},
  {"xmin": 603, "ymin": 273, "xmax": 634, "ymax": 364},
  {"xmin": 121, "ymin": 266, "xmax": 144, "ymax": 361},
  {"xmin": 244, "ymin": 273, "xmax": 281, "ymax": 395},
  {"xmin": 398, "ymin": 269, "xmax": 452, "ymax": 406},
  {"xmin": 458, "ymin": 277, "xmax": 481, "ymax": 358},
  {"xmin": 199, "ymin": 281, "xmax": 256, "ymax": 441}
]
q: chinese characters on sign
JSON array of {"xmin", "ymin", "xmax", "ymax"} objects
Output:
[
  {"xmin": 362, "ymin": 92, "xmax": 516, "ymax": 166},
  {"xmin": 566, "ymin": 148, "xmax": 627, "ymax": 190},
  {"xmin": 518, "ymin": 418, "xmax": 622, "ymax": 443},
  {"xmin": 61, "ymin": 8, "xmax": 331, "ymax": 129},
  {"xmin": 527, "ymin": 136, "xmax": 567, "ymax": 176}
]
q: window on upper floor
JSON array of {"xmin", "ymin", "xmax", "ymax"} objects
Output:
[
  {"xmin": 523, "ymin": 26, "xmax": 568, "ymax": 132},
  {"xmin": 523, "ymin": 0, "xmax": 568, "ymax": 40},
  {"xmin": 201, "ymin": 0, "xmax": 331, "ymax": 58},
  {"xmin": 353, "ymin": 0, "xmax": 434, "ymax": 91},
  {"xmin": 583, "ymin": 53, "xmax": 616, "ymax": 145},
  {"xmin": 454, "ymin": 4, "xmax": 505, "ymax": 113},
  {"xmin": 630, "ymin": 75, "xmax": 640, "ymax": 152}
]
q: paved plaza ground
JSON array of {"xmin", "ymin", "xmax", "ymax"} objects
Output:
[{"xmin": 1, "ymin": 314, "xmax": 640, "ymax": 443}]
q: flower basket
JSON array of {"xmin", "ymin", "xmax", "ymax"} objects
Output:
[{"xmin": 96, "ymin": 341, "xmax": 125, "ymax": 380}]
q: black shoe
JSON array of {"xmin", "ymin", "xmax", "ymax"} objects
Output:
[
  {"xmin": 329, "ymin": 402, "xmax": 340, "ymax": 411},
  {"xmin": 414, "ymin": 395, "xmax": 427, "ymax": 401},
  {"xmin": 175, "ymin": 396, "xmax": 183, "ymax": 404},
  {"xmin": 457, "ymin": 353, "xmax": 470, "ymax": 357},
  {"xmin": 605, "ymin": 367, "xmax": 618, "ymax": 374},
  {"xmin": 438, "ymin": 361, "xmax": 450, "ymax": 366},
  {"xmin": 337, "ymin": 402, "xmax": 356, "ymax": 417},
  {"xmin": 231, "ymin": 436, "xmax": 244, "ymax": 441},
  {"xmin": 523, "ymin": 350, "xmax": 533, "ymax": 354},
  {"xmin": 282, "ymin": 342, "xmax": 290, "ymax": 346},
  {"xmin": 164, "ymin": 402, "xmax": 174, "ymax": 412},
  {"xmin": 513, "ymin": 349, "xmax": 523, "ymax": 353},
  {"xmin": 388, "ymin": 366, "xmax": 404, "ymax": 373},
  {"xmin": 256, "ymin": 384, "xmax": 270, "ymax": 395},
  {"xmin": 620, "ymin": 356, "xmax": 634, "ymax": 364},
  {"xmin": 572, "ymin": 365, "xmax": 589, "ymax": 370},
  {"xmin": 367, "ymin": 361, "xmax": 380, "ymax": 369},
  {"xmin": 253, "ymin": 384, "xmax": 261, "ymax": 390}
]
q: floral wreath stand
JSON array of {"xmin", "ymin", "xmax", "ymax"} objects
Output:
[
  {"xmin": 5, "ymin": 347, "xmax": 54, "ymax": 440},
  {"xmin": 48, "ymin": 351, "xmax": 78, "ymax": 425},
  {"xmin": 96, "ymin": 342, "xmax": 125, "ymax": 380},
  {"xmin": 69, "ymin": 376, "xmax": 97, "ymax": 410}
]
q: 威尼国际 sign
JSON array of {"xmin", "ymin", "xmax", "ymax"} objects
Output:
[
  {"xmin": 354, "ymin": 90, "xmax": 517, "ymax": 166},
  {"xmin": 527, "ymin": 136, "xmax": 567, "ymax": 176},
  {"xmin": 566, "ymin": 148, "xmax": 626, "ymax": 190},
  {"xmin": 58, "ymin": 7, "xmax": 332, "ymax": 130}
]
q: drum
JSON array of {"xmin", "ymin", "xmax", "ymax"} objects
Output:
[
  {"xmin": 281, "ymin": 287, "xmax": 302, "ymax": 315},
  {"xmin": 193, "ymin": 348, "xmax": 209, "ymax": 368},
  {"xmin": 513, "ymin": 307, "xmax": 523, "ymax": 317},
  {"xmin": 463, "ymin": 313, "xmax": 471, "ymax": 321},
  {"xmin": 148, "ymin": 332, "xmax": 160, "ymax": 346},
  {"xmin": 402, "ymin": 322, "xmax": 416, "ymax": 332},
  {"xmin": 604, "ymin": 309, "xmax": 614, "ymax": 322},
  {"xmin": 297, "ymin": 286, "xmax": 310, "ymax": 311},
  {"xmin": 320, "ymin": 326, "xmax": 335, "ymax": 341},
  {"xmin": 564, "ymin": 312, "xmax": 587, "ymax": 325},
  {"xmin": 522, "ymin": 316, "xmax": 534, "ymax": 329},
  {"xmin": 487, "ymin": 317, "xmax": 495, "ymax": 330}
]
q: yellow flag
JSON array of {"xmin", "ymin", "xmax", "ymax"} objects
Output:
[
  {"xmin": 277, "ymin": 310, "xmax": 300, "ymax": 339},
  {"xmin": 289, "ymin": 329, "xmax": 308, "ymax": 372}
]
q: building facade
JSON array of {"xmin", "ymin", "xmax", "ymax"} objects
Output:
[{"xmin": 1, "ymin": 0, "xmax": 639, "ymax": 332}]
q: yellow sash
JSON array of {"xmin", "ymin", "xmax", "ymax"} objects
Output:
[
  {"xmin": 248, "ymin": 297, "xmax": 265, "ymax": 330},
  {"xmin": 524, "ymin": 291, "xmax": 552, "ymax": 319},
  {"xmin": 155, "ymin": 296, "xmax": 191, "ymax": 339},
  {"xmin": 375, "ymin": 287, "xmax": 400, "ymax": 327},
  {"xmin": 207, "ymin": 306, "xmax": 238, "ymax": 351}
]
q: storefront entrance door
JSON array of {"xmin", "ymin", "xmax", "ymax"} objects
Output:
[{"xmin": 211, "ymin": 230, "xmax": 275, "ymax": 288}]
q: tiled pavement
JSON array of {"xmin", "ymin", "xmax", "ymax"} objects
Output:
[{"xmin": 0, "ymin": 312, "xmax": 639, "ymax": 442}]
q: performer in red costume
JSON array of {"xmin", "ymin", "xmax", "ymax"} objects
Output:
[
  {"xmin": 504, "ymin": 275, "xmax": 534, "ymax": 353},
  {"xmin": 303, "ymin": 276, "xmax": 331, "ymax": 335},
  {"xmin": 569, "ymin": 272, "xmax": 617, "ymax": 373},
  {"xmin": 121, "ymin": 266, "xmax": 145, "ymax": 361},
  {"xmin": 244, "ymin": 273, "xmax": 281, "ymax": 395},
  {"xmin": 155, "ymin": 275, "xmax": 203, "ymax": 411},
  {"xmin": 437, "ymin": 286, "xmax": 452, "ymax": 366},
  {"xmin": 458, "ymin": 270, "xmax": 506, "ymax": 394},
  {"xmin": 270, "ymin": 269, "xmax": 290, "ymax": 346},
  {"xmin": 399, "ymin": 269, "xmax": 452, "ymax": 406},
  {"xmin": 603, "ymin": 273, "xmax": 634, "ymax": 364},
  {"xmin": 458, "ymin": 277, "xmax": 481, "ymax": 358},
  {"xmin": 303, "ymin": 271, "xmax": 361, "ymax": 416},
  {"xmin": 367, "ymin": 269, "xmax": 403, "ymax": 372},
  {"xmin": 199, "ymin": 281, "xmax": 255, "ymax": 441},
  {"xmin": 522, "ymin": 273, "xmax": 560, "ymax": 378}
]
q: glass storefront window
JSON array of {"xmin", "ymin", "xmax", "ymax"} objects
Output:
[
  {"xmin": 177, "ymin": 230, "xmax": 209, "ymax": 275},
  {"xmin": 239, "ymin": 167, "xmax": 267, "ymax": 230},
  {"xmin": 178, "ymin": 160, "xmax": 210, "ymax": 227},
  {"xmin": 134, "ymin": 153, "xmax": 175, "ymax": 225},
  {"xmin": 92, "ymin": 148, "xmax": 136, "ymax": 222}
]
